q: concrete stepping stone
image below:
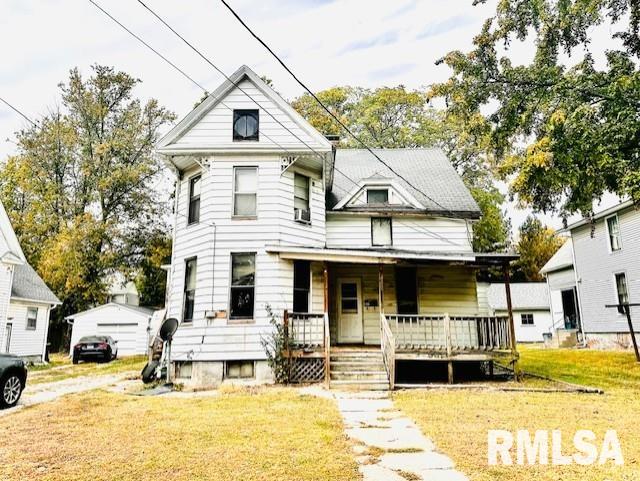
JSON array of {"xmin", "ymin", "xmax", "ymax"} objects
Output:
[
  {"xmin": 346, "ymin": 426, "xmax": 435, "ymax": 451},
  {"xmin": 379, "ymin": 451, "xmax": 455, "ymax": 471},
  {"xmin": 359, "ymin": 464, "xmax": 407, "ymax": 481},
  {"xmin": 337, "ymin": 398, "xmax": 393, "ymax": 412}
]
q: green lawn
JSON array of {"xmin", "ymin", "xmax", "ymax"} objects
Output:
[
  {"xmin": 27, "ymin": 353, "xmax": 147, "ymax": 385},
  {"xmin": 396, "ymin": 347, "xmax": 640, "ymax": 481},
  {"xmin": 0, "ymin": 388, "xmax": 359, "ymax": 481}
]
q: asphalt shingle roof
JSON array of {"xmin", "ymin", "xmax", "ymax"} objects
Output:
[
  {"xmin": 488, "ymin": 283, "xmax": 549, "ymax": 311},
  {"xmin": 11, "ymin": 262, "xmax": 60, "ymax": 304},
  {"xmin": 328, "ymin": 148, "xmax": 481, "ymax": 218},
  {"xmin": 540, "ymin": 241, "xmax": 574, "ymax": 274}
]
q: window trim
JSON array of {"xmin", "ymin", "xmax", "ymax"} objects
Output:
[
  {"xmin": 605, "ymin": 214, "xmax": 622, "ymax": 253},
  {"xmin": 614, "ymin": 271, "xmax": 629, "ymax": 316},
  {"xmin": 26, "ymin": 307, "xmax": 38, "ymax": 331},
  {"xmin": 182, "ymin": 257, "xmax": 197, "ymax": 324},
  {"xmin": 371, "ymin": 217, "xmax": 393, "ymax": 247},
  {"xmin": 367, "ymin": 188, "xmax": 389, "ymax": 204},
  {"xmin": 228, "ymin": 252, "xmax": 257, "ymax": 324},
  {"xmin": 187, "ymin": 174, "xmax": 201, "ymax": 226},
  {"xmin": 293, "ymin": 173, "xmax": 311, "ymax": 225},
  {"xmin": 225, "ymin": 360, "xmax": 256, "ymax": 379},
  {"xmin": 232, "ymin": 166, "xmax": 258, "ymax": 219},
  {"xmin": 520, "ymin": 313, "xmax": 535, "ymax": 326},
  {"xmin": 232, "ymin": 109, "xmax": 259, "ymax": 142}
]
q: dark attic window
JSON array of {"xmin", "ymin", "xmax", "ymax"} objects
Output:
[{"xmin": 233, "ymin": 109, "xmax": 259, "ymax": 141}]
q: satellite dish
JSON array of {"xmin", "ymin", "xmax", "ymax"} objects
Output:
[{"xmin": 159, "ymin": 318, "xmax": 179, "ymax": 342}]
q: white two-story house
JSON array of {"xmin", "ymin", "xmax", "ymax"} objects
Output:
[{"xmin": 156, "ymin": 66, "xmax": 517, "ymax": 389}]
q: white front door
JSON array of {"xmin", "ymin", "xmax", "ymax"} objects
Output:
[{"xmin": 338, "ymin": 278, "xmax": 363, "ymax": 343}]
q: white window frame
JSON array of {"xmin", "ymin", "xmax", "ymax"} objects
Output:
[
  {"xmin": 187, "ymin": 173, "xmax": 201, "ymax": 226},
  {"xmin": 613, "ymin": 271, "xmax": 629, "ymax": 316},
  {"xmin": 293, "ymin": 173, "xmax": 311, "ymax": 224},
  {"xmin": 371, "ymin": 217, "xmax": 393, "ymax": 247},
  {"xmin": 232, "ymin": 166, "xmax": 258, "ymax": 218},
  {"xmin": 366, "ymin": 188, "xmax": 389, "ymax": 204},
  {"xmin": 228, "ymin": 252, "xmax": 257, "ymax": 323},
  {"xmin": 605, "ymin": 214, "xmax": 622, "ymax": 253},
  {"xmin": 520, "ymin": 313, "xmax": 534, "ymax": 326},
  {"xmin": 182, "ymin": 257, "xmax": 197, "ymax": 324},
  {"xmin": 26, "ymin": 307, "xmax": 38, "ymax": 330}
]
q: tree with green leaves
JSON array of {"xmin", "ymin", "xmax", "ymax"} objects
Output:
[
  {"xmin": 0, "ymin": 65, "xmax": 175, "ymax": 348},
  {"xmin": 513, "ymin": 216, "xmax": 564, "ymax": 282},
  {"xmin": 433, "ymin": 0, "xmax": 640, "ymax": 218}
]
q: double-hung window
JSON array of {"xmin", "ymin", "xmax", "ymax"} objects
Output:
[
  {"xmin": 230, "ymin": 253, "xmax": 256, "ymax": 320},
  {"xmin": 233, "ymin": 167, "xmax": 257, "ymax": 217},
  {"xmin": 521, "ymin": 313, "xmax": 534, "ymax": 325},
  {"xmin": 294, "ymin": 174, "xmax": 311, "ymax": 223},
  {"xmin": 26, "ymin": 307, "xmax": 38, "ymax": 330},
  {"xmin": 183, "ymin": 258, "xmax": 197, "ymax": 322},
  {"xmin": 606, "ymin": 215, "xmax": 622, "ymax": 251},
  {"xmin": 293, "ymin": 260, "xmax": 311, "ymax": 313},
  {"xmin": 615, "ymin": 272, "xmax": 629, "ymax": 314},
  {"xmin": 188, "ymin": 175, "xmax": 201, "ymax": 224},
  {"xmin": 371, "ymin": 217, "xmax": 392, "ymax": 246}
]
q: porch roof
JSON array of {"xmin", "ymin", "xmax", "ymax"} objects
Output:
[{"xmin": 265, "ymin": 245, "xmax": 517, "ymax": 265}]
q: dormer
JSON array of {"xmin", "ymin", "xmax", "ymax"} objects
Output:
[{"xmin": 332, "ymin": 175, "xmax": 425, "ymax": 211}]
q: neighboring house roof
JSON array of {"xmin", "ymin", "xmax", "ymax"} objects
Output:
[
  {"xmin": 65, "ymin": 302, "xmax": 154, "ymax": 321},
  {"xmin": 540, "ymin": 241, "xmax": 574, "ymax": 275},
  {"xmin": 0, "ymin": 200, "xmax": 25, "ymax": 263},
  {"xmin": 328, "ymin": 148, "xmax": 481, "ymax": 218},
  {"xmin": 11, "ymin": 263, "xmax": 61, "ymax": 305},
  {"xmin": 562, "ymin": 199, "xmax": 635, "ymax": 231},
  {"xmin": 488, "ymin": 283, "xmax": 550, "ymax": 311}
]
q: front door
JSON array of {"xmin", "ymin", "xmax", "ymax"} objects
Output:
[
  {"xmin": 4, "ymin": 323, "xmax": 12, "ymax": 353},
  {"xmin": 338, "ymin": 278, "xmax": 363, "ymax": 343}
]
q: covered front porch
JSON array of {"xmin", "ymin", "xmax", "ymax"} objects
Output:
[{"xmin": 269, "ymin": 246, "xmax": 518, "ymax": 389}]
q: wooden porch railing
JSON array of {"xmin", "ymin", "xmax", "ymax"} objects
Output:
[
  {"xmin": 386, "ymin": 314, "xmax": 511, "ymax": 352},
  {"xmin": 288, "ymin": 312, "xmax": 326, "ymax": 349},
  {"xmin": 380, "ymin": 312, "xmax": 396, "ymax": 390}
]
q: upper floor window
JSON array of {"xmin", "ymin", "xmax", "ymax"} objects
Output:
[
  {"xmin": 188, "ymin": 175, "xmax": 201, "ymax": 225},
  {"xmin": 230, "ymin": 253, "xmax": 256, "ymax": 320},
  {"xmin": 606, "ymin": 215, "xmax": 621, "ymax": 251},
  {"xmin": 521, "ymin": 313, "xmax": 534, "ymax": 325},
  {"xmin": 183, "ymin": 257, "xmax": 197, "ymax": 322},
  {"xmin": 371, "ymin": 217, "xmax": 392, "ymax": 246},
  {"xmin": 26, "ymin": 307, "xmax": 38, "ymax": 330},
  {"xmin": 367, "ymin": 189, "xmax": 388, "ymax": 204},
  {"xmin": 233, "ymin": 167, "xmax": 257, "ymax": 217},
  {"xmin": 294, "ymin": 174, "xmax": 311, "ymax": 223},
  {"xmin": 233, "ymin": 109, "xmax": 259, "ymax": 141},
  {"xmin": 615, "ymin": 272, "xmax": 629, "ymax": 314}
]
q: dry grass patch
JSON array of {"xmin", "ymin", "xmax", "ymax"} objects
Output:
[
  {"xmin": 0, "ymin": 387, "xmax": 359, "ymax": 481},
  {"xmin": 28, "ymin": 354, "xmax": 146, "ymax": 385},
  {"xmin": 395, "ymin": 348, "xmax": 640, "ymax": 481}
]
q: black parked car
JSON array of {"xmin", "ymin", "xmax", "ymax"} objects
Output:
[
  {"xmin": 72, "ymin": 336, "xmax": 118, "ymax": 364},
  {"xmin": 0, "ymin": 354, "xmax": 27, "ymax": 408}
]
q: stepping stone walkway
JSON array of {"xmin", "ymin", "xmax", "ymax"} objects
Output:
[{"xmin": 334, "ymin": 390, "xmax": 469, "ymax": 481}]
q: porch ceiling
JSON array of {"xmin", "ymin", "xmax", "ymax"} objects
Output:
[{"xmin": 265, "ymin": 245, "xmax": 518, "ymax": 265}]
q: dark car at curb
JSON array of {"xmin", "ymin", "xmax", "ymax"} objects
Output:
[
  {"xmin": 72, "ymin": 336, "xmax": 118, "ymax": 364},
  {"xmin": 0, "ymin": 354, "xmax": 28, "ymax": 408}
]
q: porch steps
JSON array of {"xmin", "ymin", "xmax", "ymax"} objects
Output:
[{"xmin": 329, "ymin": 348, "xmax": 390, "ymax": 391}]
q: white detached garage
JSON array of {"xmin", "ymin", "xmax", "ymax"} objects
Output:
[{"xmin": 66, "ymin": 303, "xmax": 154, "ymax": 356}]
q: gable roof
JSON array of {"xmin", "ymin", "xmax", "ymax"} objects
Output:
[
  {"xmin": 488, "ymin": 283, "xmax": 550, "ymax": 311},
  {"xmin": 156, "ymin": 65, "xmax": 332, "ymax": 155},
  {"xmin": 327, "ymin": 148, "xmax": 481, "ymax": 218},
  {"xmin": 65, "ymin": 302, "xmax": 154, "ymax": 320},
  {"xmin": 11, "ymin": 263, "xmax": 61, "ymax": 305},
  {"xmin": 562, "ymin": 199, "xmax": 636, "ymax": 232},
  {"xmin": 0, "ymin": 200, "xmax": 25, "ymax": 263},
  {"xmin": 540, "ymin": 241, "xmax": 573, "ymax": 274}
]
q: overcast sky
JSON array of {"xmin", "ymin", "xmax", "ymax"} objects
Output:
[{"xmin": 0, "ymin": 0, "xmax": 621, "ymax": 232}]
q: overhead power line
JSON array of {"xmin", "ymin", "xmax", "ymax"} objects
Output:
[
  {"xmin": 217, "ymin": 0, "xmax": 458, "ymax": 218},
  {"xmin": 0, "ymin": 96, "xmax": 36, "ymax": 126}
]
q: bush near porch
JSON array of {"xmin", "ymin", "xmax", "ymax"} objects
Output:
[
  {"xmin": 0, "ymin": 388, "xmax": 359, "ymax": 481},
  {"xmin": 395, "ymin": 346, "xmax": 640, "ymax": 481}
]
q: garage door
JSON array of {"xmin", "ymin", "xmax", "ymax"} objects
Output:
[{"xmin": 96, "ymin": 323, "xmax": 139, "ymax": 355}]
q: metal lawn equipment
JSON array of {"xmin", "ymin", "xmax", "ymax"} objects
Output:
[{"xmin": 141, "ymin": 317, "xmax": 179, "ymax": 384}]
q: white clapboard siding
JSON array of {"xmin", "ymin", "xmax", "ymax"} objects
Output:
[
  {"xmin": 572, "ymin": 206, "xmax": 640, "ymax": 333},
  {"xmin": 326, "ymin": 215, "xmax": 473, "ymax": 252},
  {"xmin": 0, "ymin": 263, "xmax": 14, "ymax": 353},
  {"xmin": 3, "ymin": 300, "xmax": 50, "ymax": 359},
  {"xmin": 173, "ymin": 80, "xmax": 327, "ymax": 151},
  {"xmin": 495, "ymin": 309, "xmax": 553, "ymax": 343}
]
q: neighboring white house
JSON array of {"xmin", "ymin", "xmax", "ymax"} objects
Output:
[
  {"xmin": 486, "ymin": 283, "xmax": 552, "ymax": 343},
  {"xmin": 540, "ymin": 242, "xmax": 581, "ymax": 341},
  {"xmin": 562, "ymin": 200, "xmax": 640, "ymax": 348},
  {"xmin": 66, "ymin": 303, "xmax": 154, "ymax": 356},
  {"xmin": 156, "ymin": 65, "xmax": 518, "ymax": 388},
  {"xmin": 106, "ymin": 275, "xmax": 140, "ymax": 306},
  {"xmin": 0, "ymin": 201, "xmax": 60, "ymax": 363}
]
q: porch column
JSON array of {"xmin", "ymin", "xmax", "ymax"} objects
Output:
[
  {"xmin": 503, "ymin": 263, "xmax": 520, "ymax": 379},
  {"xmin": 378, "ymin": 264, "xmax": 384, "ymax": 314},
  {"xmin": 323, "ymin": 262, "xmax": 329, "ymax": 314},
  {"xmin": 323, "ymin": 262, "xmax": 330, "ymax": 386}
]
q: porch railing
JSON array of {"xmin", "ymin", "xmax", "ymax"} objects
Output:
[
  {"xmin": 288, "ymin": 311, "xmax": 326, "ymax": 349},
  {"xmin": 386, "ymin": 314, "xmax": 510, "ymax": 352},
  {"xmin": 380, "ymin": 311, "xmax": 396, "ymax": 390}
]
